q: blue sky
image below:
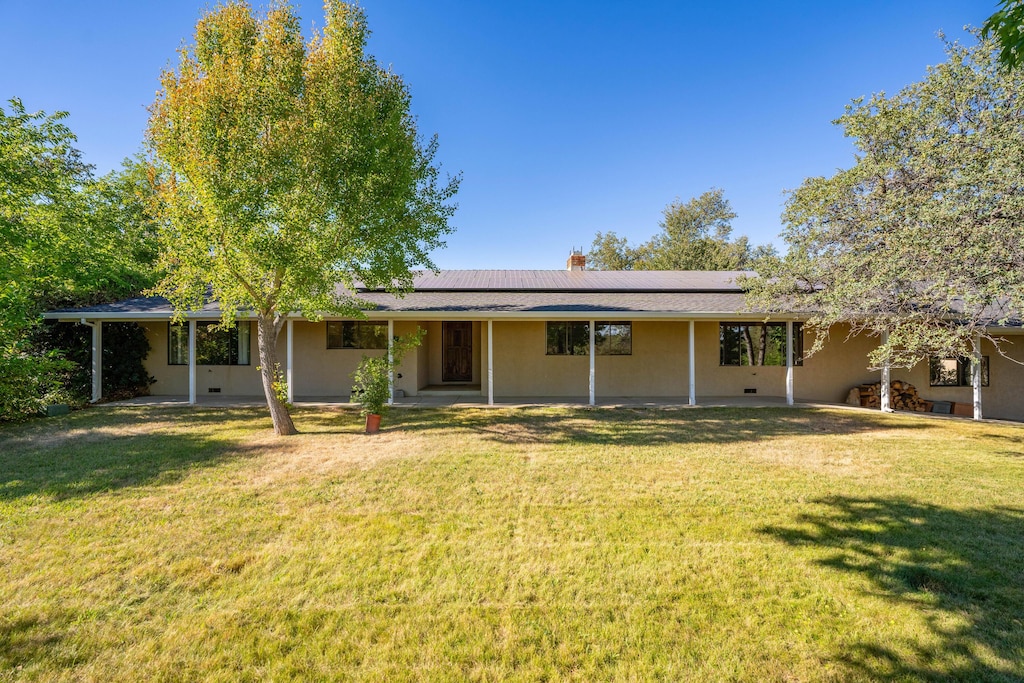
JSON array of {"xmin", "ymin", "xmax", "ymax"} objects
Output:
[{"xmin": 1, "ymin": 1, "xmax": 994, "ymax": 269}]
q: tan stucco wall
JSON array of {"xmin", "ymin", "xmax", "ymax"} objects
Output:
[
  {"xmin": 492, "ymin": 321, "xmax": 587, "ymax": 397},
  {"xmin": 143, "ymin": 321, "xmax": 264, "ymax": 396},
  {"xmin": 794, "ymin": 325, "xmax": 881, "ymax": 402},
  {"xmin": 488, "ymin": 320, "xmax": 882, "ymax": 400},
  {"xmin": 140, "ymin": 317, "xmax": 1024, "ymax": 420},
  {"xmin": 691, "ymin": 322, "xmax": 882, "ymax": 401},
  {"xmin": 889, "ymin": 335, "xmax": 1024, "ymax": 422},
  {"xmin": 144, "ymin": 319, "xmax": 424, "ymax": 399},
  {"xmin": 490, "ymin": 320, "xmax": 691, "ymax": 397},
  {"xmin": 289, "ymin": 320, "xmax": 422, "ymax": 398}
]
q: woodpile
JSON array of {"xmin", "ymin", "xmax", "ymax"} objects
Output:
[{"xmin": 847, "ymin": 380, "xmax": 931, "ymax": 412}]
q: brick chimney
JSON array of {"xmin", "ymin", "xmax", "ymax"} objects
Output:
[{"xmin": 567, "ymin": 248, "xmax": 586, "ymax": 271}]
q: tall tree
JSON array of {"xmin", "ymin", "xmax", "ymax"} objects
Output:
[
  {"xmin": 588, "ymin": 189, "xmax": 772, "ymax": 271},
  {"xmin": 1, "ymin": 99, "xmax": 89, "ymax": 337},
  {"xmin": 148, "ymin": 1, "xmax": 458, "ymax": 435},
  {"xmin": 1, "ymin": 102, "xmax": 159, "ymax": 420},
  {"xmin": 983, "ymin": 0, "xmax": 1024, "ymax": 69},
  {"xmin": 745, "ymin": 36, "xmax": 1024, "ymax": 369},
  {"xmin": 0, "ymin": 99, "xmax": 85, "ymax": 419}
]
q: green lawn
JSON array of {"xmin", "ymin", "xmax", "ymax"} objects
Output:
[{"xmin": 1, "ymin": 405, "xmax": 1022, "ymax": 681}]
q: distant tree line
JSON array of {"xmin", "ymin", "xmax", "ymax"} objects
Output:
[{"xmin": 588, "ymin": 189, "xmax": 775, "ymax": 272}]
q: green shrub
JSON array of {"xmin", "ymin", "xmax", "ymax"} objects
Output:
[
  {"xmin": 350, "ymin": 355, "xmax": 391, "ymax": 417},
  {"xmin": 33, "ymin": 321, "xmax": 155, "ymax": 402},
  {"xmin": 350, "ymin": 329, "xmax": 425, "ymax": 418},
  {"xmin": 0, "ymin": 350, "xmax": 74, "ymax": 422}
]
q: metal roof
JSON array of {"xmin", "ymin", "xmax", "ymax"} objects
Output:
[
  {"xmin": 44, "ymin": 270, "xmax": 757, "ymax": 317},
  {"xmin": 44, "ymin": 291, "xmax": 758, "ymax": 319},
  {"xmin": 43, "ymin": 270, "xmax": 763, "ymax": 320},
  {"xmin": 389, "ymin": 269, "xmax": 751, "ymax": 292},
  {"xmin": 357, "ymin": 290, "xmax": 753, "ymax": 314},
  {"xmin": 41, "ymin": 269, "xmax": 1024, "ymax": 330}
]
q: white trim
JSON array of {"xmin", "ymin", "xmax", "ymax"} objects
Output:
[
  {"xmin": 286, "ymin": 319, "xmax": 294, "ymax": 404},
  {"xmin": 487, "ymin": 319, "xmax": 494, "ymax": 406},
  {"xmin": 88, "ymin": 320, "xmax": 102, "ymax": 403},
  {"xmin": 785, "ymin": 320, "xmax": 794, "ymax": 406},
  {"xmin": 589, "ymin": 319, "xmax": 596, "ymax": 406},
  {"xmin": 43, "ymin": 310, "xmax": 811, "ymax": 323},
  {"xmin": 688, "ymin": 320, "xmax": 696, "ymax": 406},
  {"xmin": 973, "ymin": 333, "xmax": 983, "ymax": 421},
  {"xmin": 387, "ymin": 319, "xmax": 394, "ymax": 405},
  {"xmin": 188, "ymin": 319, "xmax": 196, "ymax": 406},
  {"xmin": 880, "ymin": 331, "xmax": 892, "ymax": 413}
]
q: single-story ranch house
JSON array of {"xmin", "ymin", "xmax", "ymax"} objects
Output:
[{"xmin": 44, "ymin": 253, "xmax": 1024, "ymax": 421}]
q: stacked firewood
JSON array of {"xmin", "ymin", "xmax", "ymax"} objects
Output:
[{"xmin": 847, "ymin": 380, "xmax": 930, "ymax": 412}]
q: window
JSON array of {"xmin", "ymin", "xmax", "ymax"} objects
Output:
[
  {"xmin": 547, "ymin": 321, "xmax": 589, "ymax": 355},
  {"xmin": 169, "ymin": 324, "xmax": 188, "ymax": 365},
  {"xmin": 595, "ymin": 321, "xmax": 632, "ymax": 355},
  {"xmin": 929, "ymin": 356, "xmax": 989, "ymax": 387},
  {"xmin": 326, "ymin": 321, "xmax": 388, "ymax": 349},
  {"xmin": 168, "ymin": 322, "xmax": 251, "ymax": 365},
  {"xmin": 720, "ymin": 322, "xmax": 803, "ymax": 366},
  {"xmin": 546, "ymin": 321, "xmax": 632, "ymax": 355}
]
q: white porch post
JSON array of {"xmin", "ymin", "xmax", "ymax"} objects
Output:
[
  {"xmin": 785, "ymin": 320, "xmax": 794, "ymax": 406},
  {"xmin": 880, "ymin": 331, "xmax": 892, "ymax": 413},
  {"xmin": 972, "ymin": 333, "xmax": 983, "ymax": 421},
  {"xmin": 286, "ymin": 318, "xmax": 294, "ymax": 404},
  {"xmin": 589, "ymin": 319, "xmax": 596, "ymax": 406},
  {"xmin": 487, "ymin": 319, "xmax": 494, "ymax": 406},
  {"xmin": 90, "ymin": 320, "xmax": 102, "ymax": 403},
  {"xmin": 188, "ymin": 319, "xmax": 197, "ymax": 405},
  {"xmin": 387, "ymin": 319, "xmax": 394, "ymax": 405},
  {"xmin": 688, "ymin": 320, "xmax": 696, "ymax": 406}
]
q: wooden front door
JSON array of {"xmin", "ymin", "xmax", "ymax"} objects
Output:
[{"xmin": 442, "ymin": 321, "xmax": 473, "ymax": 382}]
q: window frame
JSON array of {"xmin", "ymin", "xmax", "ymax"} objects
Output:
[
  {"xmin": 168, "ymin": 323, "xmax": 188, "ymax": 366},
  {"xmin": 545, "ymin": 321, "xmax": 633, "ymax": 356},
  {"xmin": 719, "ymin": 322, "xmax": 803, "ymax": 367},
  {"xmin": 929, "ymin": 356, "xmax": 990, "ymax": 387},
  {"xmin": 326, "ymin": 320, "xmax": 389, "ymax": 350},
  {"xmin": 594, "ymin": 321, "xmax": 632, "ymax": 356},
  {"xmin": 168, "ymin": 321, "xmax": 251, "ymax": 366}
]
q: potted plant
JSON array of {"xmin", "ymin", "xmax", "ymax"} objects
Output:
[
  {"xmin": 350, "ymin": 329, "xmax": 424, "ymax": 433},
  {"xmin": 351, "ymin": 355, "xmax": 391, "ymax": 433}
]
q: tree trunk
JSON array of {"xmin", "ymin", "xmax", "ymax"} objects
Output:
[
  {"xmin": 742, "ymin": 327, "xmax": 755, "ymax": 366},
  {"xmin": 756, "ymin": 326, "xmax": 768, "ymax": 366},
  {"xmin": 256, "ymin": 314, "xmax": 297, "ymax": 435}
]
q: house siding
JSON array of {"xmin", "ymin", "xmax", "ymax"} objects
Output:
[
  {"xmin": 142, "ymin": 321, "xmax": 263, "ymax": 397},
  {"xmin": 138, "ymin": 318, "xmax": 1024, "ymax": 420},
  {"xmin": 896, "ymin": 336, "xmax": 1024, "ymax": 422}
]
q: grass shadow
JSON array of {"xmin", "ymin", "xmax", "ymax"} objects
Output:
[
  {"xmin": 0, "ymin": 407, "xmax": 269, "ymax": 501},
  {"xmin": 759, "ymin": 497, "xmax": 1024, "ymax": 680},
  {"xmin": 335, "ymin": 405, "xmax": 934, "ymax": 447}
]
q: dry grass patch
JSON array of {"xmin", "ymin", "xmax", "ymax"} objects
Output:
[{"xmin": 1, "ymin": 405, "xmax": 1023, "ymax": 681}]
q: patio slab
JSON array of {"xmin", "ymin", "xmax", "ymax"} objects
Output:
[{"xmin": 102, "ymin": 394, "xmax": 802, "ymax": 409}]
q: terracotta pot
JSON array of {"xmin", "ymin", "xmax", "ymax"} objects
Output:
[{"xmin": 365, "ymin": 413, "xmax": 382, "ymax": 434}]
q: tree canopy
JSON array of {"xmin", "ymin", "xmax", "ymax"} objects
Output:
[
  {"xmin": 983, "ymin": 0, "xmax": 1024, "ymax": 69},
  {"xmin": 588, "ymin": 189, "xmax": 773, "ymax": 271},
  {"xmin": 148, "ymin": 1, "xmax": 458, "ymax": 434},
  {"xmin": 0, "ymin": 100, "xmax": 158, "ymax": 420},
  {"xmin": 745, "ymin": 36, "xmax": 1024, "ymax": 369}
]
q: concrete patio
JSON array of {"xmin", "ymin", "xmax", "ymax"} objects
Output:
[{"xmin": 103, "ymin": 394, "xmax": 807, "ymax": 409}]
